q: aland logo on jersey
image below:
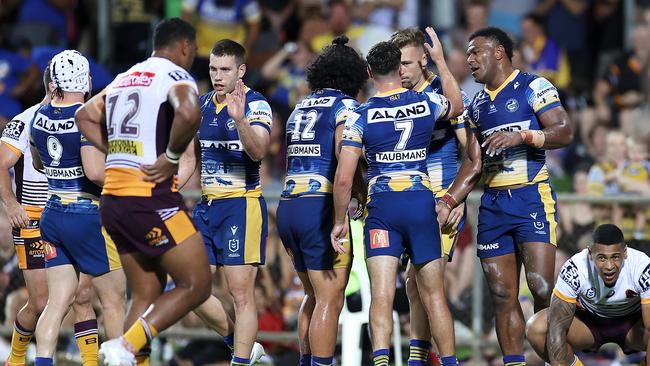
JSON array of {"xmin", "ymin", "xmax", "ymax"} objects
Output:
[{"xmin": 367, "ymin": 101, "xmax": 430, "ymax": 123}]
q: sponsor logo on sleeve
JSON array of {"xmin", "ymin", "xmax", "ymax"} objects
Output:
[
  {"xmin": 559, "ymin": 260, "xmax": 580, "ymax": 292},
  {"xmin": 2, "ymin": 119, "xmax": 24, "ymax": 140}
]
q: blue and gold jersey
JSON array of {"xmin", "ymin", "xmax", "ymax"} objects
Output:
[
  {"xmin": 417, "ymin": 74, "xmax": 472, "ymax": 194},
  {"xmin": 342, "ymin": 88, "xmax": 449, "ymax": 195},
  {"xmin": 468, "ymin": 70, "xmax": 561, "ymax": 188},
  {"xmin": 198, "ymin": 87, "xmax": 272, "ymax": 199},
  {"xmin": 282, "ymin": 89, "xmax": 358, "ymax": 198},
  {"xmin": 30, "ymin": 103, "xmax": 101, "ymax": 203}
]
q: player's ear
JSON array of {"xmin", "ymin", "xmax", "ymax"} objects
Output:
[
  {"xmin": 238, "ymin": 63, "xmax": 246, "ymax": 79},
  {"xmin": 495, "ymin": 44, "xmax": 504, "ymax": 61},
  {"xmin": 420, "ymin": 49, "xmax": 428, "ymax": 68}
]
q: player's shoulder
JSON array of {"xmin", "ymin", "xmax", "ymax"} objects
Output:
[
  {"xmin": 522, "ymin": 71, "xmax": 557, "ymax": 93},
  {"xmin": 557, "ymin": 249, "xmax": 589, "ymax": 291},
  {"xmin": 12, "ymin": 104, "xmax": 42, "ymax": 124},
  {"xmin": 627, "ymin": 247, "xmax": 650, "ymax": 270},
  {"xmin": 562, "ymin": 249, "xmax": 590, "ymax": 275},
  {"xmin": 245, "ymin": 88, "xmax": 268, "ymax": 104},
  {"xmin": 199, "ymin": 90, "xmax": 216, "ymax": 107}
]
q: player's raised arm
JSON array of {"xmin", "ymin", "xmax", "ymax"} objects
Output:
[
  {"xmin": 423, "ymin": 27, "xmax": 463, "ymax": 119},
  {"xmin": 76, "ymin": 89, "xmax": 108, "ymax": 153},
  {"xmin": 227, "ymin": 79, "xmax": 271, "ymax": 162},
  {"xmin": 547, "ymin": 293, "xmax": 577, "ymax": 365}
]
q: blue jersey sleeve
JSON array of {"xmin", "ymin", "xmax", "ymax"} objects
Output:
[{"xmin": 341, "ymin": 110, "xmax": 364, "ymax": 148}]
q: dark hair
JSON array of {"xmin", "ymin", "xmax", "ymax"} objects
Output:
[
  {"xmin": 211, "ymin": 39, "xmax": 246, "ymax": 65},
  {"xmin": 523, "ymin": 13, "xmax": 545, "ymax": 27},
  {"xmin": 306, "ymin": 36, "xmax": 368, "ymax": 97},
  {"xmin": 390, "ymin": 27, "xmax": 426, "ymax": 50},
  {"xmin": 153, "ymin": 18, "xmax": 196, "ymax": 49},
  {"xmin": 592, "ymin": 224, "xmax": 625, "ymax": 246},
  {"xmin": 366, "ymin": 41, "xmax": 402, "ymax": 77},
  {"xmin": 469, "ymin": 27, "xmax": 514, "ymax": 61},
  {"xmin": 43, "ymin": 60, "xmax": 52, "ymax": 90}
]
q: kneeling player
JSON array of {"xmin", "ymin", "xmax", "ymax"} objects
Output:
[{"xmin": 526, "ymin": 224, "xmax": 650, "ymax": 365}]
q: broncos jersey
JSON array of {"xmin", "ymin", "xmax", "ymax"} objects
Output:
[
  {"xmin": 30, "ymin": 103, "xmax": 101, "ymax": 203},
  {"xmin": 103, "ymin": 56, "xmax": 198, "ymax": 197},
  {"xmin": 555, "ymin": 248, "xmax": 650, "ymax": 318},
  {"xmin": 342, "ymin": 88, "xmax": 449, "ymax": 195},
  {"xmin": 282, "ymin": 88, "xmax": 358, "ymax": 198},
  {"xmin": 468, "ymin": 70, "xmax": 561, "ymax": 188},
  {"xmin": 198, "ymin": 88, "xmax": 272, "ymax": 199},
  {"xmin": 417, "ymin": 74, "xmax": 472, "ymax": 194},
  {"xmin": 2, "ymin": 104, "xmax": 49, "ymax": 208}
]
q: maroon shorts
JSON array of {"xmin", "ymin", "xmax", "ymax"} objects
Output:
[
  {"xmin": 575, "ymin": 309, "xmax": 642, "ymax": 353},
  {"xmin": 100, "ymin": 193, "xmax": 197, "ymax": 258}
]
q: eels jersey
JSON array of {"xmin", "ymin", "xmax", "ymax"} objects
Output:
[
  {"xmin": 468, "ymin": 70, "xmax": 561, "ymax": 188},
  {"xmin": 282, "ymin": 88, "xmax": 357, "ymax": 198},
  {"xmin": 554, "ymin": 248, "xmax": 650, "ymax": 318},
  {"xmin": 30, "ymin": 103, "xmax": 101, "ymax": 202},
  {"xmin": 417, "ymin": 74, "xmax": 472, "ymax": 194},
  {"xmin": 198, "ymin": 88, "xmax": 272, "ymax": 199},
  {"xmin": 2, "ymin": 104, "xmax": 49, "ymax": 208},
  {"xmin": 103, "ymin": 56, "xmax": 198, "ymax": 197},
  {"xmin": 342, "ymin": 88, "xmax": 449, "ymax": 195}
]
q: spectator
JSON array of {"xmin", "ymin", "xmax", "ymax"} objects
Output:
[
  {"xmin": 520, "ymin": 13, "xmax": 571, "ymax": 90},
  {"xmin": 488, "ymin": 0, "xmax": 536, "ymax": 36},
  {"xmin": 536, "ymin": 0, "xmax": 591, "ymax": 93},
  {"xmin": 0, "ymin": 35, "xmax": 40, "ymax": 126},
  {"xmin": 261, "ymin": 41, "xmax": 314, "ymax": 112},
  {"xmin": 351, "ymin": 0, "xmax": 404, "ymax": 30},
  {"xmin": 587, "ymin": 129, "xmax": 626, "ymax": 225},
  {"xmin": 619, "ymin": 138, "xmax": 650, "ymax": 240},
  {"xmin": 593, "ymin": 23, "xmax": 650, "ymax": 129},
  {"xmin": 182, "ymin": 0, "xmax": 262, "ymax": 84},
  {"xmin": 309, "ymin": 0, "xmax": 364, "ymax": 52},
  {"xmin": 558, "ymin": 165, "xmax": 595, "ymax": 254},
  {"xmin": 12, "ymin": 0, "xmax": 75, "ymax": 48},
  {"xmin": 111, "ymin": 0, "xmax": 162, "ymax": 73}
]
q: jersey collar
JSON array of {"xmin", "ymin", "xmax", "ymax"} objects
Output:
[
  {"xmin": 416, "ymin": 73, "xmax": 436, "ymax": 93},
  {"xmin": 484, "ymin": 69, "xmax": 519, "ymax": 101},
  {"xmin": 211, "ymin": 85, "xmax": 250, "ymax": 114},
  {"xmin": 375, "ymin": 87, "xmax": 408, "ymax": 97}
]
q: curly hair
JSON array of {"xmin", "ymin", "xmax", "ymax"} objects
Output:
[
  {"xmin": 469, "ymin": 27, "xmax": 514, "ymax": 61},
  {"xmin": 306, "ymin": 36, "xmax": 368, "ymax": 98}
]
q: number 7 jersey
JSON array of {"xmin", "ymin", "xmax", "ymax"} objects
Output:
[{"xmin": 102, "ymin": 56, "xmax": 198, "ymax": 197}]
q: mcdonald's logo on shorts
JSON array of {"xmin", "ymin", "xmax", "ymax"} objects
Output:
[
  {"xmin": 369, "ymin": 229, "xmax": 390, "ymax": 249},
  {"xmin": 44, "ymin": 242, "xmax": 57, "ymax": 261}
]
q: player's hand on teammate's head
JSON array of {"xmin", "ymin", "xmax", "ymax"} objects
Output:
[
  {"xmin": 330, "ymin": 222, "xmax": 349, "ymax": 254},
  {"xmin": 481, "ymin": 130, "xmax": 524, "ymax": 157},
  {"xmin": 226, "ymin": 79, "xmax": 246, "ymax": 123},
  {"xmin": 423, "ymin": 27, "xmax": 444, "ymax": 64},
  {"xmin": 141, "ymin": 153, "xmax": 179, "ymax": 183},
  {"xmin": 6, "ymin": 199, "xmax": 29, "ymax": 229}
]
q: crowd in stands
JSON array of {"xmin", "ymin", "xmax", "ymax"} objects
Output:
[{"xmin": 1, "ymin": 0, "xmax": 650, "ymax": 364}]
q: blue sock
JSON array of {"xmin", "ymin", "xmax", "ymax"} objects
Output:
[
  {"xmin": 300, "ymin": 354, "xmax": 311, "ymax": 366},
  {"xmin": 231, "ymin": 356, "xmax": 250, "ymax": 366},
  {"xmin": 372, "ymin": 349, "xmax": 390, "ymax": 366},
  {"xmin": 311, "ymin": 356, "xmax": 333, "ymax": 366},
  {"xmin": 503, "ymin": 354, "xmax": 526, "ymax": 366},
  {"xmin": 440, "ymin": 355, "xmax": 458, "ymax": 366},
  {"xmin": 223, "ymin": 333, "xmax": 234, "ymax": 353},
  {"xmin": 408, "ymin": 339, "xmax": 431, "ymax": 366},
  {"xmin": 35, "ymin": 358, "xmax": 53, "ymax": 366}
]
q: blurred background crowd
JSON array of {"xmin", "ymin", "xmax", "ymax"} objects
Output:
[{"xmin": 1, "ymin": 0, "xmax": 650, "ymax": 364}]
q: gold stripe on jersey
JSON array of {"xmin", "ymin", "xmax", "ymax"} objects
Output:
[
  {"xmin": 485, "ymin": 163, "xmax": 549, "ymax": 188},
  {"xmin": 101, "ymin": 226, "xmax": 122, "ymax": 271},
  {"xmin": 244, "ymin": 198, "xmax": 263, "ymax": 264},
  {"xmin": 202, "ymin": 186, "xmax": 262, "ymax": 200},
  {"xmin": 553, "ymin": 288, "xmax": 576, "ymax": 303},
  {"xmin": 2, "ymin": 141, "xmax": 22, "ymax": 157},
  {"xmin": 539, "ymin": 182, "xmax": 558, "ymax": 245},
  {"xmin": 103, "ymin": 167, "xmax": 162, "ymax": 197}
]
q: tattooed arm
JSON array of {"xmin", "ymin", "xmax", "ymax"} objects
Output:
[{"xmin": 547, "ymin": 293, "xmax": 576, "ymax": 366}]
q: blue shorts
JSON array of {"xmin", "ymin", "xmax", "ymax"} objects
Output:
[
  {"xmin": 277, "ymin": 196, "xmax": 352, "ymax": 272},
  {"xmin": 477, "ymin": 182, "xmax": 558, "ymax": 259},
  {"xmin": 193, "ymin": 197, "xmax": 267, "ymax": 266},
  {"xmin": 40, "ymin": 199, "xmax": 121, "ymax": 276},
  {"xmin": 434, "ymin": 189, "xmax": 466, "ymax": 260},
  {"xmin": 364, "ymin": 191, "xmax": 441, "ymax": 265}
]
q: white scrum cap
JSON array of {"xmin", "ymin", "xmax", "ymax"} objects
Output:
[{"xmin": 50, "ymin": 50, "xmax": 90, "ymax": 94}]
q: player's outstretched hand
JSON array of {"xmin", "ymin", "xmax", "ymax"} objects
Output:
[
  {"xmin": 423, "ymin": 26, "xmax": 444, "ymax": 64},
  {"xmin": 226, "ymin": 79, "xmax": 246, "ymax": 123},
  {"xmin": 6, "ymin": 199, "xmax": 29, "ymax": 229},
  {"xmin": 141, "ymin": 154, "xmax": 179, "ymax": 183},
  {"xmin": 482, "ymin": 131, "xmax": 523, "ymax": 157},
  {"xmin": 330, "ymin": 222, "xmax": 349, "ymax": 254}
]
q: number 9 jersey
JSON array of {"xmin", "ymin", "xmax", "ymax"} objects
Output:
[{"xmin": 102, "ymin": 57, "xmax": 199, "ymax": 197}]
